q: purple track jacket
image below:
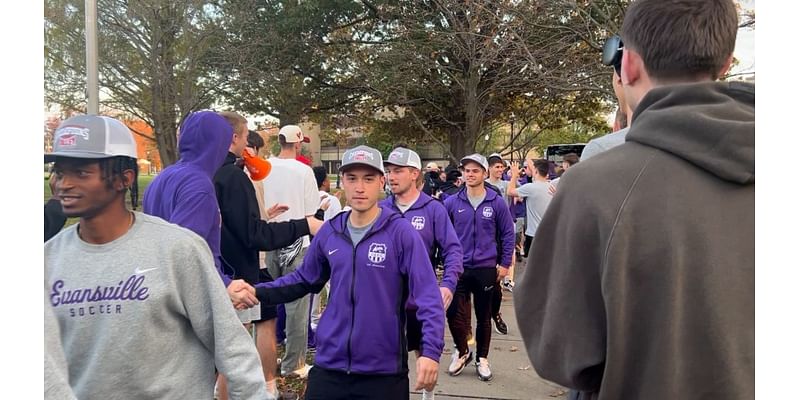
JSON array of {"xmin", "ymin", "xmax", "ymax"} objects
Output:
[
  {"xmin": 254, "ymin": 206, "xmax": 445, "ymax": 374},
  {"xmin": 444, "ymin": 187, "xmax": 516, "ymax": 269}
]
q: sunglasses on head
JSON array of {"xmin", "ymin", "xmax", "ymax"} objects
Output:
[{"xmin": 602, "ymin": 35, "xmax": 624, "ymax": 74}]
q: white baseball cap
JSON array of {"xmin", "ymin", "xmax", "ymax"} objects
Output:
[{"xmin": 278, "ymin": 125, "xmax": 311, "ymax": 143}]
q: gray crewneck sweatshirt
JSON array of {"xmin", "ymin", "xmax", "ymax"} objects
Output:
[{"xmin": 44, "ymin": 212, "xmax": 267, "ymax": 400}]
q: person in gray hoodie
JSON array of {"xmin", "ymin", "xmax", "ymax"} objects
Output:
[{"xmin": 514, "ymin": 0, "xmax": 754, "ymax": 399}]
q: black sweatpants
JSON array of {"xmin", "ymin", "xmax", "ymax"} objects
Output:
[
  {"xmin": 492, "ymin": 279, "xmax": 502, "ymax": 318},
  {"xmin": 447, "ymin": 267, "xmax": 496, "ymax": 359},
  {"xmin": 305, "ymin": 366, "xmax": 409, "ymax": 400}
]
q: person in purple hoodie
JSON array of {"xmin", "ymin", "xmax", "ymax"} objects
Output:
[
  {"xmin": 250, "ymin": 145, "xmax": 445, "ymax": 400},
  {"xmin": 381, "ymin": 146, "xmax": 463, "ymax": 400},
  {"xmin": 142, "ymin": 110, "xmax": 256, "ymax": 307},
  {"xmin": 443, "ymin": 153, "xmax": 515, "ymax": 382}
]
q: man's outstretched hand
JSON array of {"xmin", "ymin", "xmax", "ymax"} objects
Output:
[
  {"xmin": 227, "ymin": 279, "xmax": 258, "ymax": 310},
  {"xmin": 415, "ymin": 356, "xmax": 439, "ymax": 392}
]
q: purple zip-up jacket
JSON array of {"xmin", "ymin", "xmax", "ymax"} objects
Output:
[
  {"xmin": 380, "ymin": 192, "xmax": 463, "ymax": 294},
  {"xmin": 142, "ymin": 111, "xmax": 233, "ymax": 286},
  {"xmin": 444, "ymin": 187, "xmax": 516, "ymax": 269},
  {"xmin": 254, "ymin": 206, "xmax": 445, "ymax": 374}
]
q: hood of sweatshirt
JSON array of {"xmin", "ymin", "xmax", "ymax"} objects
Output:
[
  {"xmin": 627, "ymin": 81, "xmax": 754, "ymax": 184},
  {"xmin": 176, "ymin": 111, "xmax": 233, "ymax": 178}
]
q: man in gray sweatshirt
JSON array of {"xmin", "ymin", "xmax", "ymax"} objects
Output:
[{"xmin": 44, "ymin": 115, "xmax": 268, "ymax": 399}]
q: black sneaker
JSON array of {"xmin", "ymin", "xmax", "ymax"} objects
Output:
[{"xmin": 493, "ymin": 313, "xmax": 508, "ymax": 335}]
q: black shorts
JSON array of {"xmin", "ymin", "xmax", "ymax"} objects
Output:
[
  {"xmin": 305, "ymin": 366, "xmax": 409, "ymax": 400},
  {"xmin": 254, "ymin": 269, "xmax": 277, "ymax": 322}
]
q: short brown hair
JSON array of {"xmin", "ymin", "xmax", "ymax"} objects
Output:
[
  {"xmin": 562, "ymin": 153, "xmax": 580, "ymax": 166},
  {"xmin": 621, "ymin": 0, "xmax": 737, "ymax": 81}
]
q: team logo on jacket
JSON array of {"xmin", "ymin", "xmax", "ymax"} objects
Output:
[
  {"xmin": 367, "ymin": 243, "xmax": 387, "ymax": 265},
  {"xmin": 411, "ymin": 216, "xmax": 425, "ymax": 230},
  {"xmin": 482, "ymin": 206, "xmax": 493, "ymax": 218}
]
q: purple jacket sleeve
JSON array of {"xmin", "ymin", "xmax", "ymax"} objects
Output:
[
  {"xmin": 172, "ymin": 190, "xmax": 233, "ymax": 286},
  {"xmin": 253, "ymin": 230, "xmax": 330, "ymax": 304},
  {"xmin": 433, "ymin": 203, "xmax": 463, "ymax": 293},
  {"xmin": 494, "ymin": 196, "xmax": 516, "ymax": 268},
  {"xmin": 401, "ymin": 225, "xmax": 446, "ymax": 362}
]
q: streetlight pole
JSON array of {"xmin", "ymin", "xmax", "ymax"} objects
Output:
[
  {"xmin": 85, "ymin": 0, "xmax": 99, "ymax": 114},
  {"xmin": 510, "ymin": 112, "xmax": 516, "ymax": 163}
]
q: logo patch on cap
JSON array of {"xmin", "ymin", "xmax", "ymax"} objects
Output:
[
  {"xmin": 56, "ymin": 126, "xmax": 90, "ymax": 147},
  {"xmin": 350, "ymin": 150, "xmax": 374, "ymax": 161},
  {"xmin": 388, "ymin": 151, "xmax": 403, "ymax": 161}
]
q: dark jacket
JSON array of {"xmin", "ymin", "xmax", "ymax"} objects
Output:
[
  {"xmin": 422, "ymin": 171, "xmax": 443, "ymax": 196},
  {"xmin": 142, "ymin": 111, "xmax": 233, "ymax": 285},
  {"xmin": 515, "ymin": 81, "xmax": 755, "ymax": 400},
  {"xmin": 214, "ymin": 152, "xmax": 310, "ymax": 284},
  {"xmin": 443, "ymin": 186, "xmax": 515, "ymax": 269},
  {"xmin": 44, "ymin": 198, "xmax": 67, "ymax": 242},
  {"xmin": 255, "ymin": 206, "xmax": 445, "ymax": 374}
]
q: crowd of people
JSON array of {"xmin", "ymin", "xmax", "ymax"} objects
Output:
[{"xmin": 44, "ymin": 0, "xmax": 753, "ymax": 399}]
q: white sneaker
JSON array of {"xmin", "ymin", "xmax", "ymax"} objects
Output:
[
  {"xmin": 476, "ymin": 357, "xmax": 493, "ymax": 381},
  {"xmin": 421, "ymin": 388, "xmax": 435, "ymax": 400},
  {"xmin": 502, "ymin": 278, "xmax": 515, "ymax": 292},
  {"xmin": 447, "ymin": 350, "xmax": 473, "ymax": 376}
]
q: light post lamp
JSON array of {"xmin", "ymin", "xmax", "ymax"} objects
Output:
[{"xmin": 509, "ymin": 112, "xmax": 516, "ymax": 163}]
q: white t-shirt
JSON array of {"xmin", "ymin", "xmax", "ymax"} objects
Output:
[
  {"xmin": 319, "ymin": 191, "xmax": 342, "ymax": 221},
  {"xmin": 516, "ymin": 181, "xmax": 553, "ymax": 237},
  {"xmin": 262, "ymin": 157, "xmax": 319, "ymax": 247}
]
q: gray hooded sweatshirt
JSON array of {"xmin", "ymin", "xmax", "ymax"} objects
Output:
[{"xmin": 515, "ymin": 81, "xmax": 754, "ymax": 400}]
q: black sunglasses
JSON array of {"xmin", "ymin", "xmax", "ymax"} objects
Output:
[{"xmin": 602, "ymin": 35, "xmax": 624, "ymax": 74}]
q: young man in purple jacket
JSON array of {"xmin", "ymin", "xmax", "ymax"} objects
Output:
[
  {"xmin": 443, "ymin": 153, "xmax": 515, "ymax": 382},
  {"xmin": 251, "ymin": 145, "xmax": 445, "ymax": 400},
  {"xmin": 381, "ymin": 146, "xmax": 463, "ymax": 400}
]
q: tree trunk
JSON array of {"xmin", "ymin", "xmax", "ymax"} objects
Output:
[{"xmin": 154, "ymin": 117, "xmax": 178, "ymax": 166}]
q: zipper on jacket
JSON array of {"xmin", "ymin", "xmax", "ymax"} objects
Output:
[{"xmin": 347, "ymin": 244, "xmax": 356, "ymax": 374}]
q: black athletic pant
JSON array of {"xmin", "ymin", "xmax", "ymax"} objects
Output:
[
  {"xmin": 492, "ymin": 279, "xmax": 502, "ymax": 318},
  {"xmin": 447, "ymin": 267, "xmax": 496, "ymax": 359},
  {"xmin": 524, "ymin": 234, "xmax": 534, "ymax": 257},
  {"xmin": 305, "ymin": 366, "xmax": 409, "ymax": 400}
]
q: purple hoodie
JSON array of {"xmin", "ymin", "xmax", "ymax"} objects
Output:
[
  {"xmin": 444, "ymin": 187, "xmax": 516, "ymax": 269},
  {"xmin": 380, "ymin": 191, "xmax": 463, "ymax": 294},
  {"xmin": 142, "ymin": 111, "xmax": 233, "ymax": 285},
  {"xmin": 254, "ymin": 206, "xmax": 445, "ymax": 374}
]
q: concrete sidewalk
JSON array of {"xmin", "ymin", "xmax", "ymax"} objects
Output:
[{"xmin": 408, "ymin": 259, "xmax": 568, "ymax": 400}]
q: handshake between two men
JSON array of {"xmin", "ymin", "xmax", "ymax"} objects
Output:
[{"xmin": 227, "ymin": 280, "xmax": 259, "ymax": 310}]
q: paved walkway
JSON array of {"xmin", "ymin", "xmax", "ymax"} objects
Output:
[{"xmin": 408, "ymin": 258, "xmax": 569, "ymax": 400}]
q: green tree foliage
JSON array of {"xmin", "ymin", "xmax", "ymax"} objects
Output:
[
  {"xmin": 45, "ymin": 0, "xmax": 230, "ymax": 166},
  {"xmin": 355, "ymin": 0, "xmax": 626, "ymax": 161},
  {"xmin": 217, "ymin": 0, "xmax": 379, "ymax": 126}
]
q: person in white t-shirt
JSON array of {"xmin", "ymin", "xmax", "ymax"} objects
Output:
[
  {"xmin": 507, "ymin": 159, "xmax": 553, "ymax": 257},
  {"xmin": 261, "ymin": 125, "xmax": 319, "ymax": 379}
]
